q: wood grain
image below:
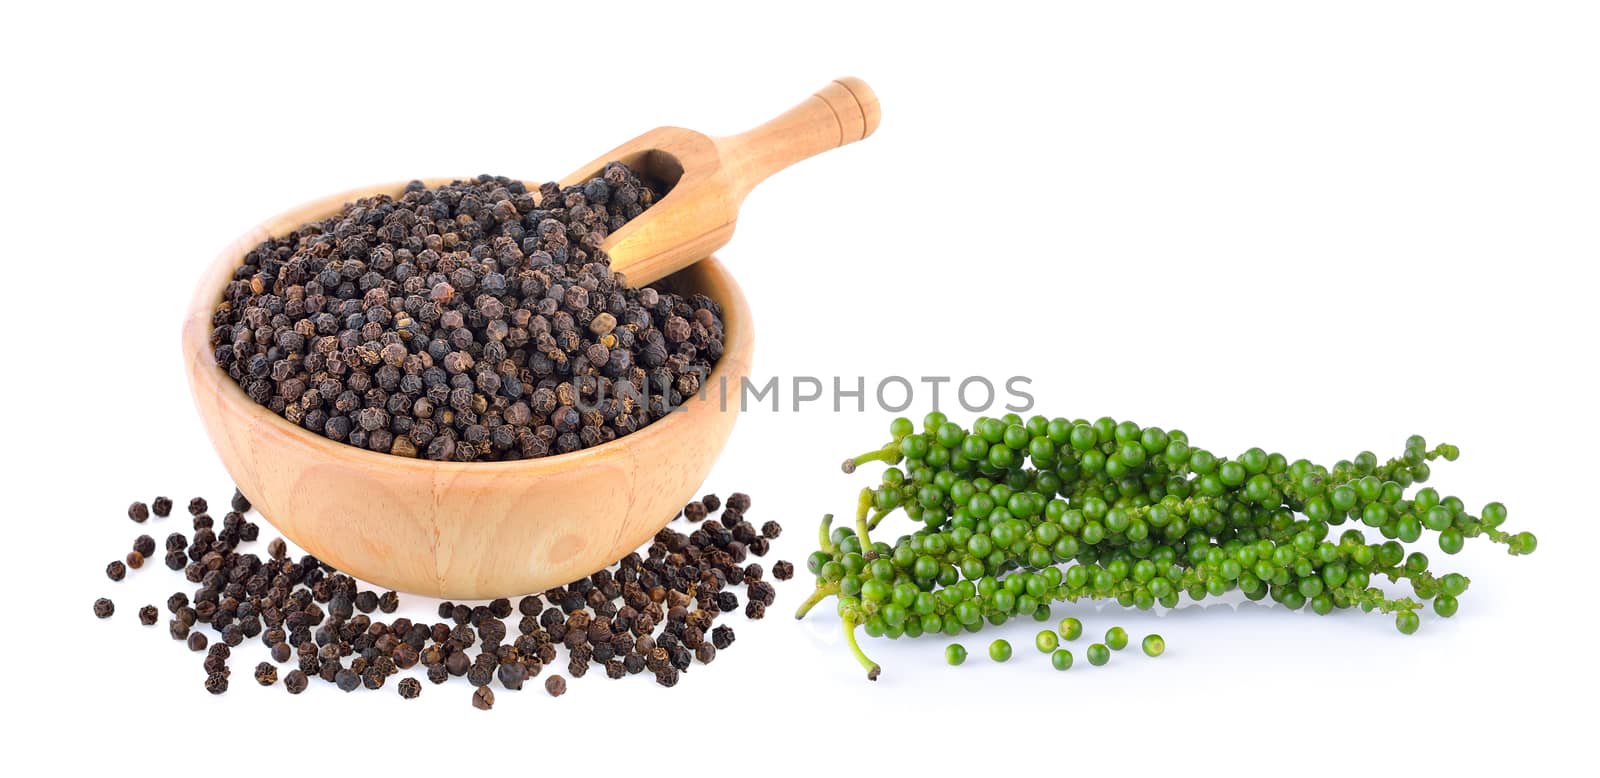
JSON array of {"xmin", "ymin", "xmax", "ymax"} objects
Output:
[
  {"xmin": 560, "ymin": 77, "xmax": 879, "ymax": 286},
  {"xmin": 182, "ymin": 179, "xmax": 754, "ymax": 598}
]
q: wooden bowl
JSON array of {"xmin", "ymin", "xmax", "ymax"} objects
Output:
[{"xmin": 181, "ymin": 179, "xmax": 754, "ymax": 599}]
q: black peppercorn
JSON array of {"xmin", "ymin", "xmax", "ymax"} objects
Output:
[
  {"xmin": 284, "ymin": 669, "xmax": 309, "ymax": 694},
  {"xmin": 93, "ymin": 598, "xmax": 115, "ymax": 618},
  {"xmin": 654, "ymin": 665, "xmax": 680, "ymax": 688},
  {"xmin": 133, "ymin": 535, "xmax": 156, "ymax": 557},
  {"xmin": 471, "ymin": 686, "xmax": 494, "ymax": 710},
  {"xmin": 773, "ymin": 560, "xmax": 795, "ymax": 580},
  {"xmin": 398, "ymin": 677, "xmax": 421, "ymax": 699},
  {"xmin": 497, "ymin": 661, "xmax": 527, "ymax": 690},
  {"xmin": 231, "ymin": 489, "xmax": 251, "ymax": 513},
  {"xmin": 139, "ymin": 605, "xmax": 159, "ymax": 625},
  {"xmin": 335, "ymin": 669, "xmax": 360, "ymax": 692},
  {"xmin": 188, "ymin": 497, "xmax": 208, "ymax": 516},
  {"xmin": 152, "ymin": 496, "xmax": 173, "ymax": 517},
  {"xmin": 544, "ymin": 675, "xmax": 566, "ymax": 697},
  {"xmin": 129, "ymin": 501, "xmax": 150, "ymax": 523},
  {"xmin": 426, "ymin": 663, "xmax": 449, "ymax": 685},
  {"xmin": 204, "ymin": 672, "xmax": 229, "ymax": 695},
  {"xmin": 695, "ymin": 642, "xmax": 716, "ymax": 664},
  {"xmin": 254, "ymin": 662, "xmax": 278, "ymax": 686},
  {"xmin": 106, "ymin": 560, "xmax": 127, "ymax": 581},
  {"xmin": 187, "ymin": 632, "xmax": 208, "ymax": 652}
]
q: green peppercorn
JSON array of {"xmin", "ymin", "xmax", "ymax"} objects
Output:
[
  {"xmin": 1086, "ymin": 643, "xmax": 1111, "ymax": 666},
  {"xmin": 1105, "ymin": 626, "xmax": 1129, "ymax": 650},
  {"xmin": 1050, "ymin": 649, "xmax": 1073, "ymax": 671},
  {"xmin": 1035, "ymin": 630, "xmax": 1059, "ymax": 653},
  {"xmin": 945, "ymin": 643, "xmax": 968, "ymax": 666},
  {"xmin": 1141, "ymin": 634, "xmax": 1165, "ymax": 657},
  {"xmin": 1059, "ymin": 617, "xmax": 1082, "ymax": 641},
  {"xmin": 988, "ymin": 639, "xmax": 1012, "ymax": 662}
]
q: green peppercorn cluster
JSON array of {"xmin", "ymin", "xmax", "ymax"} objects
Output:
[{"xmin": 797, "ymin": 413, "xmax": 1538, "ymax": 679}]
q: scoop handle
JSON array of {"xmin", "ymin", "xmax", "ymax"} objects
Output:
[{"xmin": 717, "ymin": 77, "xmax": 880, "ymax": 200}]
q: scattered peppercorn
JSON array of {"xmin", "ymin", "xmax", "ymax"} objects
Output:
[
  {"xmin": 99, "ymin": 486, "xmax": 775, "ymax": 707},
  {"xmin": 129, "ymin": 502, "xmax": 149, "ymax": 523},
  {"xmin": 94, "ymin": 598, "xmax": 115, "ymax": 618},
  {"xmin": 471, "ymin": 686, "xmax": 495, "ymax": 710},
  {"xmin": 125, "ymin": 551, "xmax": 145, "ymax": 570},
  {"xmin": 106, "ymin": 560, "xmax": 126, "ymax": 581},
  {"xmin": 231, "ymin": 489, "xmax": 251, "ymax": 513},
  {"xmin": 773, "ymin": 560, "xmax": 794, "ymax": 580},
  {"xmin": 152, "ymin": 497, "xmax": 173, "ymax": 517},
  {"xmin": 254, "ymin": 662, "xmax": 278, "ymax": 686},
  {"xmin": 187, "ymin": 497, "xmax": 207, "ymax": 516}
]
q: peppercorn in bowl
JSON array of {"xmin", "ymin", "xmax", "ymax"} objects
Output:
[{"xmin": 182, "ymin": 176, "xmax": 753, "ymax": 599}]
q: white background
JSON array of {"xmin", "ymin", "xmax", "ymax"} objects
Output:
[{"xmin": 3, "ymin": 1, "xmax": 1596, "ymax": 774}]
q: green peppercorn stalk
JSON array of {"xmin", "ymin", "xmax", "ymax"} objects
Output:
[{"xmin": 799, "ymin": 412, "xmax": 1538, "ymax": 680}]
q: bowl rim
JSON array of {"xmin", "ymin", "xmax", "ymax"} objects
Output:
[{"xmin": 182, "ymin": 176, "xmax": 754, "ymax": 476}]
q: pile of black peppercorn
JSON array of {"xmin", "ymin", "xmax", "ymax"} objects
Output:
[
  {"xmin": 96, "ymin": 487, "xmax": 793, "ymax": 708},
  {"xmin": 210, "ymin": 163, "xmax": 727, "ymax": 461}
]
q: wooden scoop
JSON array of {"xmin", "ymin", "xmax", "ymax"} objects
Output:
[{"xmin": 558, "ymin": 77, "xmax": 880, "ymax": 285}]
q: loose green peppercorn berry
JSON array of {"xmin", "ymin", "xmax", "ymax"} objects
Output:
[
  {"xmin": 1086, "ymin": 643, "xmax": 1110, "ymax": 666},
  {"xmin": 988, "ymin": 639, "xmax": 1012, "ymax": 662},
  {"xmin": 1059, "ymin": 617, "xmax": 1082, "ymax": 641},
  {"xmin": 1036, "ymin": 630, "xmax": 1059, "ymax": 653},
  {"xmin": 945, "ymin": 643, "xmax": 968, "ymax": 666},
  {"xmin": 1051, "ymin": 649, "xmax": 1073, "ymax": 671},
  {"xmin": 1105, "ymin": 626, "xmax": 1129, "ymax": 650},
  {"xmin": 1141, "ymin": 634, "xmax": 1165, "ymax": 657},
  {"xmin": 1395, "ymin": 610, "xmax": 1420, "ymax": 635}
]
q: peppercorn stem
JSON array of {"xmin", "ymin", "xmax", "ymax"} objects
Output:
[
  {"xmin": 842, "ymin": 442, "xmax": 901, "ymax": 474},
  {"xmin": 795, "ymin": 583, "xmax": 840, "ymax": 619},
  {"xmin": 854, "ymin": 488, "xmax": 876, "ymax": 551},
  {"xmin": 866, "ymin": 508, "xmax": 892, "ymax": 531},
  {"xmin": 817, "ymin": 513, "xmax": 835, "ymax": 554},
  {"xmin": 841, "ymin": 616, "xmax": 881, "ymax": 681}
]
